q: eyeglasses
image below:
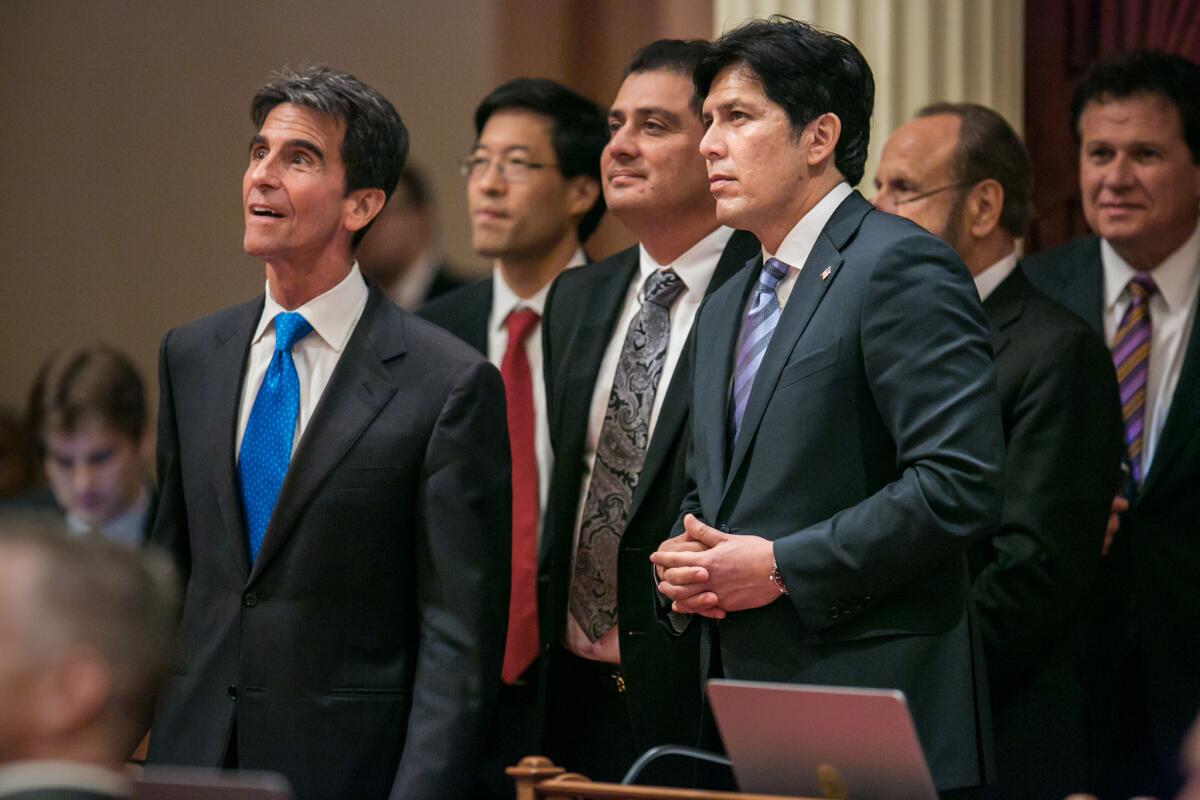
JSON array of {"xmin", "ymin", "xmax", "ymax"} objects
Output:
[
  {"xmin": 458, "ymin": 154, "xmax": 558, "ymax": 182},
  {"xmin": 880, "ymin": 180, "xmax": 973, "ymax": 210}
]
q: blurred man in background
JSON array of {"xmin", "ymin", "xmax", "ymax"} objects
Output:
[{"xmin": 0, "ymin": 518, "xmax": 176, "ymax": 800}]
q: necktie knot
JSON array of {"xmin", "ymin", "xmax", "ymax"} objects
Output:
[
  {"xmin": 1128, "ymin": 273, "xmax": 1159, "ymax": 301},
  {"xmin": 760, "ymin": 258, "xmax": 791, "ymax": 293},
  {"xmin": 273, "ymin": 312, "xmax": 313, "ymax": 352},
  {"xmin": 643, "ymin": 268, "xmax": 686, "ymax": 308},
  {"xmin": 506, "ymin": 307, "xmax": 541, "ymax": 344}
]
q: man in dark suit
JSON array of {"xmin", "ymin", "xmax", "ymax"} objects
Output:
[
  {"xmin": 1022, "ymin": 50, "xmax": 1200, "ymax": 799},
  {"xmin": 357, "ymin": 164, "xmax": 465, "ymax": 310},
  {"xmin": 538, "ymin": 40, "xmax": 759, "ymax": 785},
  {"xmin": 0, "ymin": 519, "xmax": 177, "ymax": 800},
  {"xmin": 874, "ymin": 102, "xmax": 1125, "ymax": 799},
  {"xmin": 146, "ymin": 66, "xmax": 511, "ymax": 800},
  {"xmin": 419, "ymin": 78, "xmax": 606, "ymax": 798},
  {"xmin": 651, "ymin": 19, "xmax": 1004, "ymax": 795}
]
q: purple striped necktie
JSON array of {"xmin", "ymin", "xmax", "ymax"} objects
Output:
[
  {"xmin": 1112, "ymin": 273, "xmax": 1158, "ymax": 485},
  {"xmin": 730, "ymin": 257, "xmax": 791, "ymax": 442}
]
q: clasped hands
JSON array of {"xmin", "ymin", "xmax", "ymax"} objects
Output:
[{"xmin": 650, "ymin": 513, "xmax": 781, "ymax": 619}]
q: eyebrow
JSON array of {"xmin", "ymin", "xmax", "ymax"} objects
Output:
[
  {"xmin": 472, "ymin": 144, "xmax": 533, "ymax": 155},
  {"xmin": 250, "ymin": 134, "xmax": 326, "ymax": 162}
]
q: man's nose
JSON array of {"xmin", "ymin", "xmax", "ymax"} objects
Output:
[
  {"xmin": 606, "ymin": 125, "xmax": 636, "ymax": 160},
  {"xmin": 248, "ymin": 154, "xmax": 282, "ymax": 186},
  {"xmin": 1104, "ymin": 153, "xmax": 1135, "ymax": 188},
  {"xmin": 699, "ymin": 124, "xmax": 723, "ymax": 160}
]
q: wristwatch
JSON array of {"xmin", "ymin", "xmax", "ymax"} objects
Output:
[{"xmin": 770, "ymin": 558, "xmax": 789, "ymax": 595}]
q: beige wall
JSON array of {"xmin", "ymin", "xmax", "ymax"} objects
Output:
[
  {"xmin": 0, "ymin": 0, "xmax": 499, "ymax": 412},
  {"xmin": 714, "ymin": 0, "xmax": 1025, "ymax": 197}
]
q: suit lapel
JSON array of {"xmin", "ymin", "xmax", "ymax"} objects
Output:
[
  {"xmin": 248, "ymin": 288, "xmax": 403, "ymax": 583},
  {"xmin": 209, "ymin": 298, "xmax": 262, "ymax": 578},
  {"xmin": 1139, "ymin": 306, "xmax": 1200, "ymax": 502},
  {"xmin": 982, "ymin": 268, "xmax": 1029, "ymax": 360},
  {"xmin": 465, "ymin": 280, "xmax": 492, "ymax": 355},
  {"xmin": 629, "ymin": 230, "xmax": 759, "ymax": 522}
]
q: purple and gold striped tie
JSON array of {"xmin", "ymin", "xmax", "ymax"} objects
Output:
[
  {"xmin": 730, "ymin": 257, "xmax": 791, "ymax": 441},
  {"xmin": 1112, "ymin": 273, "xmax": 1158, "ymax": 485}
]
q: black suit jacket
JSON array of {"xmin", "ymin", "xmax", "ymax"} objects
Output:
[
  {"xmin": 680, "ymin": 192, "xmax": 1004, "ymax": 792},
  {"xmin": 417, "ymin": 276, "xmax": 492, "ymax": 353},
  {"xmin": 146, "ymin": 285, "xmax": 511, "ymax": 800},
  {"xmin": 970, "ymin": 267, "xmax": 1124, "ymax": 798},
  {"xmin": 539, "ymin": 230, "xmax": 759, "ymax": 754},
  {"xmin": 1024, "ymin": 236, "xmax": 1200, "ymax": 789}
]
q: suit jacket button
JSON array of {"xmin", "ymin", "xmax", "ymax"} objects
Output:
[
  {"xmin": 227, "ymin": 685, "xmax": 238, "ymax": 700},
  {"xmin": 243, "ymin": 592, "xmax": 258, "ymax": 607}
]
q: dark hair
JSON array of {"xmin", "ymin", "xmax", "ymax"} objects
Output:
[
  {"xmin": 625, "ymin": 39, "xmax": 713, "ymax": 116},
  {"xmin": 695, "ymin": 16, "xmax": 874, "ymax": 186},
  {"xmin": 251, "ymin": 65, "xmax": 409, "ymax": 248},
  {"xmin": 28, "ymin": 345, "xmax": 146, "ymax": 450},
  {"xmin": 0, "ymin": 519, "xmax": 178, "ymax": 756},
  {"xmin": 918, "ymin": 103, "xmax": 1034, "ymax": 238},
  {"xmin": 1070, "ymin": 50, "xmax": 1200, "ymax": 163},
  {"xmin": 474, "ymin": 78, "xmax": 608, "ymax": 241}
]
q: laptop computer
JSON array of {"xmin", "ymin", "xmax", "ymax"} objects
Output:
[
  {"xmin": 134, "ymin": 767, "xmax": 292, "ymax": 800},
  {"xmin": 706, "ymin": 679, "xmax": 938, "ymax": 800}
]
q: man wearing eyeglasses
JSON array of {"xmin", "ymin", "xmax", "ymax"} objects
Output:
[
  {"xmin": 874, "ymin": 103, "xmax": 1124, "ymax": 800},
  {"xmin": 419, "ymin": 77, "xmax": 607, "ymax": 799}
]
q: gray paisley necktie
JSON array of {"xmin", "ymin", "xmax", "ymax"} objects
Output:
[{"xmin": 570, "ymin": 268, "xmax": 686, "ymax": 642}]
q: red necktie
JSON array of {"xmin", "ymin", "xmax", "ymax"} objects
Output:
[{"xmin": 501, "ymin": 307, "xmax": 541, "ymax": 684}]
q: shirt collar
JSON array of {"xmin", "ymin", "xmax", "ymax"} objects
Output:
[
  {"xmin": 66, "ymin": 485, "xmax": 149, "ymax": 545},
  {"xmin": 767, "ymin": 182, "xmax": 854, "ymax": 268},
  {"xmin": 637, "ymin": 226, "xmax": 735, "ymax": 301},
  {"xmin": 0, "ymin": 761, "xmax": 130, "ymax": 796},
  {"xmin": 253, "ymin": 262, "xmax": 369, "ymax": 352},
  {"xmin": 1102, "ymin": 221, "xmax": 1200, "ymax": 313},
  {"xmin": 490, "ymin": 248, "xmax": 586, "ymax": 331},
  {"xmin": 973, "ymin": 252, "xmax": 1019, "ymax": 302}
]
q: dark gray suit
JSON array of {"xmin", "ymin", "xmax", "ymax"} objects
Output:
[
  {"xmin": 1024, "ymin": 236, "xmax": 1200, "ymax": 797},
  {"xmin": 147, "ymin": 284, "xmax": 511, "ymax": 800},
  {"xmin": 680, "ymin": 191, "xmax": 1003, "ymax": 792}
]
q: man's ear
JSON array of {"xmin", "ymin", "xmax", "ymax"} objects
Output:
[
  {"xmin": 967, "ymin": 179, "xmax": 1004, "ymax": 239},
  {"xmin": 35, "ymin": 646, "xmax": 113, "ymax": 737},
  {"xmin": 805, "ymin": 112, "xmax": 842, "ymax": 168},
  {"xmin": 344, "ymin": 187, "xmax": 387, "ymax": 233},
  {"xmin": 566, "ymin": 175, "xmax": 601, "ymax": 220}
]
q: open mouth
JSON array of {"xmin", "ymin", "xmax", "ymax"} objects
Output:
[{"xmin": 250, "ymin": 206, "xmax": 285, "ymax": 218}]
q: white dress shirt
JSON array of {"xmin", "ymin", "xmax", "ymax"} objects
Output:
[
  {"xmin": 1101, "ymin": 222, "xmax": 1200, "ymax": 473},
  {"xmin": 768, "ymin": 181, "xmax": 854, "ymax": 308},
  {"xmin": 973, "ymin": 253, "xmax": 1019, "ymax": 302},
  {"xmin": 565, "ymin": 226, "xmax": 735, "ymax": 663},
  {"xmin": 236, "ymin": 263, "xmax": 369, "ymax": 459},
  {"xmin": 487, "ymin": 248, "xmax": 587, "ymax": 540},
  {"xmin": 66, "ymin": 485, "xmax": 150, "ymax": 549},
  {"xmin": 0, "ymin": 761, "xmax": 130, "ymax": 797}
]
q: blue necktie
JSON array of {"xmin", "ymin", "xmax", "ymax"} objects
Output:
[
  {"xmin": 238, "ymin": 311, "xmax": 313, "ymax": 562},
  {"xmin": 730, "ymin": 257, "xmax": 790, "ymax": 441}
]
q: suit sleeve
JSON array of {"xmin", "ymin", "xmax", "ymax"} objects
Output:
[
  {"xmin": 971, "ymin": 324, "xmax": 1123, "ymax": 700},
  {"xmin": 774, "ymin": 233, "xmax": 1005, "ymax": 629},
  {"xmin": 390, "ymin": 358, "xmax": 511, "ymax": 800},
  {"xmin": 149, "ymin": 328, "xmax": 192, "ymax": 592}
]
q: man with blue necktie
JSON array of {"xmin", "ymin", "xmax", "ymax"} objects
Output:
[
  {"xmin": 649, "ymin": 17, "xmax": 1004, "ymax": 796},
  {"xmin": 146, "ymin": 66, "xmax": 511, "ymax": 800}
]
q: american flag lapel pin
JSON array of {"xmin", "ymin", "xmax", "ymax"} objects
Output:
[{"xmin": 820, "ymin": 265, "xmax": 832, "ymax": 281}]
